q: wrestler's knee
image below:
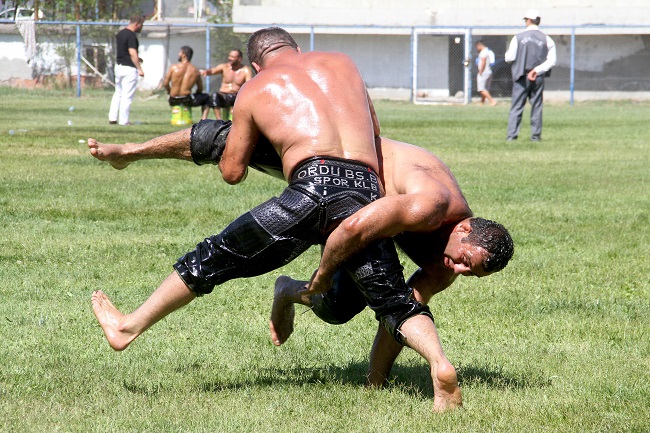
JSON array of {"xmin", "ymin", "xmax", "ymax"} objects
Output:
[
  {"xmin": 381, "ymin": 304, "xmax": 434, "ymax": 344},
  {"xmin": 173, "ymin": 261, "xmax": 214, "ymax": 297},
  {"xmin": 172, "ymin": 235, "xmax": 231, "ymax": 297}
]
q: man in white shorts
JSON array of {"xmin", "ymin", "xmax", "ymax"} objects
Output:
[{"xmin": 475, "ymin": 40, "xmax": 497, "ymax": 106}]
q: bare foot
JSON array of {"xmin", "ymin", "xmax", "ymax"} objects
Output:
[
  {"xmin": 431, "ymin": 360, "xmax": 463, "ymax": 412},
  {"xmin": 490, "ymin": 100, "xmax": 498, "ymax": 107},
  {"xmin": 91, "ymin": 290, "xmax": 137, "ymax": 351},
  {"xmin": 88, "ymin": 138, "xmax": 132, "ymax": 170},
  {"xmin": 269, "ymin": 276, "xmax": 298, "ymax": 346}
]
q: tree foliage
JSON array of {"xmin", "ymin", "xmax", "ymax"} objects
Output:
[
  {"xmin": 206, "ymin": 0, "xmax": 248, "ymax": 66},
  {"xmin": 35, "ymin": 0, "xmax": 150, "ymax": 21}
]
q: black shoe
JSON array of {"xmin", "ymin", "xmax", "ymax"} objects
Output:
[
  {"xmin": 506, "ymin": 137, "xmax": 517, "ymax": 142},
  {"xmin": 109, "ymin": 120, "xmax": 117, "ymax": 124},
  {"xmin": 531, "ymin": 137, "xmax": 542, "ymax": 142}
]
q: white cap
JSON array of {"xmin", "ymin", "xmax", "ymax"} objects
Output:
[{"xmin": 524, "ymin": 9, "xmax": 540, "ymax": 20}]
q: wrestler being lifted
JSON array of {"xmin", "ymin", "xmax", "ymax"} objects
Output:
[
  {"xmin": 269, "ymin": 136, "xmax": 514, "ymax": 393},
  {"xmin": 88, "ymin": 27, "xmax": 513, "ymax": 413}
]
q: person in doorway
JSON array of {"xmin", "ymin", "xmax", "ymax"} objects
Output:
[
  {"xmin": 505, "ymin": 9, "xmax": 556, "ymax": 142},
  {"xmin": 108, "ymin": 14, "xmax": 145, "ymax": 126},
  {"xmin": 475, "ymin": 40, "xmax": 497, "ymax": 106}
]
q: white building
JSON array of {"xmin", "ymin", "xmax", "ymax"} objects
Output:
[
  {"xmin": 233, "ymin": 0, "xmax": 650, "ymax": 27},
  {"xmin": 1, "ymin": 1, "xmax": 649, "ymax": 101}
]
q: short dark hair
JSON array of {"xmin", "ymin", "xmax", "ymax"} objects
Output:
[
  {"xmin": 246, "ymin": 27, "xmax": 298, "ymax": 66},
  {"xmin": 526, "ymin": 17, "xmax": 541, "ymax": 25},
  {"xmin": 180, "ymin": 45, "xmax": 193, "ymax": 61},
  {"xmin": 130, "ymin": 14, "xmax": 145, "ymax": 25},
  {"xmin": 231, "ymin": 49, "xmax": 243, "ymax": 58},
  {"xmin": 463, "ymin": 218, "xmax": 514, "ymax": 273}
]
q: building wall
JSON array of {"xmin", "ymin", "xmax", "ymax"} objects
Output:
[
  {"xmin": 0, "ymin": 34, "xmax": 32, "ymax": 84},
  {"xmin": 2, "ymin": 1, "xmax": 649, "ymax": 99},
  {"xmin": 233, "ymin": 0, "xmax": 650, "ymax": 27},
  {"xmin": 230, "ymin": 2, "xmax": 650, "ymax": 100}
]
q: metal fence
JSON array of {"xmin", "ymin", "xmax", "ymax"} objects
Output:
[
  {"xmin": 413, "ymin": 26, "xmax": 650, "ymax": 104},
  {"xmin": 2, "ymin": 21, "xmax": 650, "ymax": 104}
]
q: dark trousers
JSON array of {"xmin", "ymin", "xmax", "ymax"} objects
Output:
[
  {"xmin": 507, "ymin": 75, "xmax": 545, "ymax": 140},
  {"xmin": 168, "ymin": 93, "xmax": 210, "ymax": 108}
]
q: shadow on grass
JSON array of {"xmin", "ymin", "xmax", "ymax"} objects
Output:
[
  {"xmin": 137, "ymin": 361, "xmax": 552, "ymax": 398},
  {"xmin": 196, "ymin": 363, "xmax": 367, "ymax": 393},
  {"xmin": 123, "ymin": 381, "xmax": 167, "ymax": 396},
  {"xmin": 456, "ymin": 364, "xmax": 553, "ymax": 390}
]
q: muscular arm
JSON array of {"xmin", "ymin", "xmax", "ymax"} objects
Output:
[
  {"xmin": 129, "ymin": 47, "xmax": 144, "ymax": 76},
  {"xmin": 204, "ymin": 63, "xmax": 226, "ymax": 77},
  {"xmin": 195, "ymin": 72, "xmax": 203, "ymax": 93},
  {"xmin": 219, "ymin": 86, "xmax": 257, "ymax": 184},
  {"xmin": 307, "ymin": 186, "xmax": 451, "ymax": 293}
]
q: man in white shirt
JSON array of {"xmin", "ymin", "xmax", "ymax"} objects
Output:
[
  {"xmin": 505, "ymin": 9, "xmax": 557, "ymax": 142},
  {"xmin": 475, "ymin": 40, "xmax": 497, "ymax": 106}
]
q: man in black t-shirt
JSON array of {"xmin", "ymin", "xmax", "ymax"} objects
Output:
[{"xmin": 108, "ymin": 14, "xmax": 145, "ymax": 126}]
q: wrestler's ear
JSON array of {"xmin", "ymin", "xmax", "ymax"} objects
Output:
[
  {"xmin": 252, "ymin": 62, "xmax": 262, "ymax": 73},
  {"xmin": 456, "ymin": 220, "xmax": 472, "ymax": 234}
]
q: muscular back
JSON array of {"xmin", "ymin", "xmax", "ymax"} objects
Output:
[
  {"xmin": 379, "ymin": 138, "xmax": 470, "ymax": 219},
  {"xmin": 165, "ymin": 62, "xmax": 201, "ymax": 97},
  {"xmin": 229, "ymin": 50, "xmax": 379, "ymax": 179}
]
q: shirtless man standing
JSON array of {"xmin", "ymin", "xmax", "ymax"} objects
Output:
[
  {"xmin": 201, "ymin": 49, "xmax": 253, "ymax": 120},
  {"xmin": 163, "ymin": 46, "xmax": 212, "ymax": 120},
  {"xmin": 90, "ymin": 27, "xmax": 463, "ymax": 412},
  {"xmin": 269, "ymin": 136, "xmax": 514, "ymax": 386}
]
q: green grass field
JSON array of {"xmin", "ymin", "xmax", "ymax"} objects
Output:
[{"xmin": 0, "ymin": 87, "xmax": 648, "ymax": 432}]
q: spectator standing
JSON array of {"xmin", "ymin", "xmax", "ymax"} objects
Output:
[
  {"xmin": 505, "ymin": 9, "xmax": 556, "ymax": 142},
  {"xmin": 475, "ymin": 40, "xmax": 497, "ymax": 106},
  {"xmin": 108, "ymin": 14, "xmax": 145, "ymax": 126}
]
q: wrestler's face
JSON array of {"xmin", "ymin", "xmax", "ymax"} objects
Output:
[
  {"xmin": 443, "ymin": 223, "xmax": 492, "ymax": 278},
  {"xmin": 228, "ymin": 51, "xmax": 241, "ymax": 66}
]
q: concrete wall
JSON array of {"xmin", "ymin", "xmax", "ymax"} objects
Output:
[
  {"xmin": 2, "ymin": 0, "xmax": 649, "ymax": 99},
  {"xmin": 233, "ymin": 0, "xmax": 650, "ymax": 27},
  {"xmin": 0, "ymin": 34, "xmax": 32, "ymax": 84}
]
